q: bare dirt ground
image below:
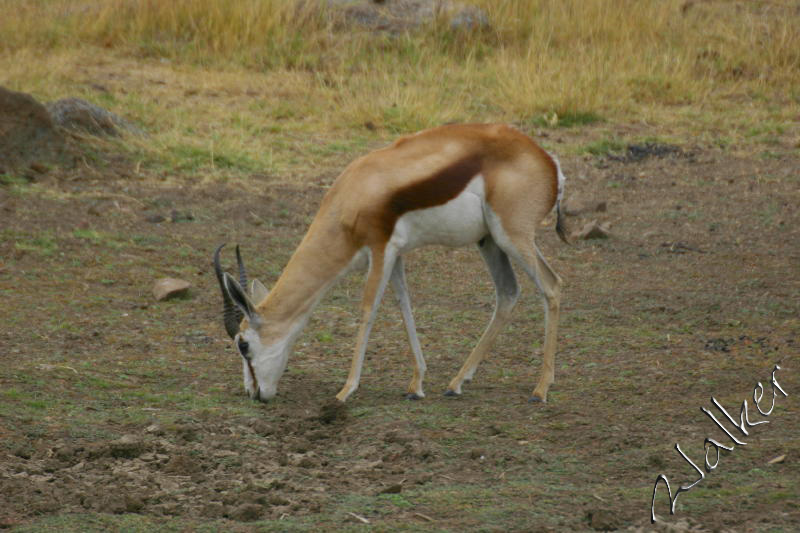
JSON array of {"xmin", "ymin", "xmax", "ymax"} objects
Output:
[{"xmin": 1, "ymin": 138, "xmax": 798, "ymax": 531}]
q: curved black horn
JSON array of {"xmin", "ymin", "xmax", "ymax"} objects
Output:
[
  {"xmin": 235, "ymin": 245, "xmax": 248, "ymax": 295},
  {"xmin": 213, "ymin": 243, "xmax": 244, "ymax": 339}
]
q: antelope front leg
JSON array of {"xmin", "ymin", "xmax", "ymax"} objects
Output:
[{"xmin": 335, "ymin": 247, "xmax": 396, "ymax": 402}]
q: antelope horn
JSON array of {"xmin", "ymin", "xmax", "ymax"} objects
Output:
[
  {"xmin": 235, "ymin": 245, "xmax": 248, "ymax": 296},
  {"xmin": 213, "ymin": 243, "xmax": 243, "ymax": 339}
]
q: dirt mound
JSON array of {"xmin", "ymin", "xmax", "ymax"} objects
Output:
[
  {"xmin": 0, "ymin": 86, "xmax": 68, "ymax": 172},
  {"xmin": 47, "ymin": 97, "xmax": 143, "ymax": 137}
]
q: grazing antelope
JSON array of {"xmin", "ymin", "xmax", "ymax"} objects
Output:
[{"xmin": 214, "ymin": 123, "xmax": 568, "ymax": 404}]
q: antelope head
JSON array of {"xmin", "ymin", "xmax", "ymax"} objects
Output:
[{"xmin": 213, "ymin": 243, "xmax": 284, "ymax": 402}]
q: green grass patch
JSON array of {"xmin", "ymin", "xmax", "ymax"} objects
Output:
[
  {"xmin": 13, "ymin": 234, "xmax": 59, "ymax": 256},
  {"xmin": 582, "ymin": 138, "xmax": 626, "ymax": 156},
  {"xmin": 529, "ymin": 110, "xmax": 604, "ymax": 129}
]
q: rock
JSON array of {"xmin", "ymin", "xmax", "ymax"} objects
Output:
[
  {"xmin": 572, "ymin": 220, "xmax": 611, "ymax": 240},
  {"xmin": 153, "ymin": 278, "xmax": 191, "ymax": 301},
  {"xmin": 46, "ymin": 97, "xmax": 142, "ymax": 137},
  {"xmin": 322, "ymin": 0, "xmax": 489, "ymax": 33},
  {"xmin": 0, "ymin": 86, "xmax": 68, "ymax": 171},
  {"xmin": 449, "ymin": 5, "xmax": 489, "ymax": 30}
]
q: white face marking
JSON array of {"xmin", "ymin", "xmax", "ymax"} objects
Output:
[
  {"xmin": 391, "ymin": 175, "xmax": 488, "ymax": 252},
  {"xmin": 238, "ymin": 327, "xmax": 290, "ymax": 401}
]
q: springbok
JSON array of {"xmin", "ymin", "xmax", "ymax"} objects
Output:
[{"xmin": 213, "ymin": 123, "xmax": 568, "ymax": 404}]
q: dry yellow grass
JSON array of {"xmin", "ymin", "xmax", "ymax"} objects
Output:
[{"xmin": 1, "ymin": 0, "xmax": 798, "ymax": 176}]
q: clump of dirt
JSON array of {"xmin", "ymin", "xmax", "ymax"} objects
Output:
[
  {"xmin": 0, "ymin": 86, "xmax": 69, "ymax": 172},
  {"xmin": 319, "ymin": 399, "xmax": 348, "ymax": 424}
]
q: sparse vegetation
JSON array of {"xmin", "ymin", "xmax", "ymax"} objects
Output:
[
  {"xmin": 1, "ymin": 0, "xmax": 798, "ymax": 176},
  {"xmin": 1, "ymin": 1, "xmax": 798, "ymax": 532}
]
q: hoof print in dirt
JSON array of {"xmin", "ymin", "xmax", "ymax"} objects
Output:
[{"xmin": 319, "ymin": 400, "xmax": 348, "ymax": 424}]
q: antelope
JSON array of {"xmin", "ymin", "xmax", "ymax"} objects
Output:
[{"xmin": 213, "ymin": 123, "xmax": 568, "ymax": 404}]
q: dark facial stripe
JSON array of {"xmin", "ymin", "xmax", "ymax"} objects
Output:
[{"xmin": 381, "ymin": 154, "xmax": 483, "ymax": 236}]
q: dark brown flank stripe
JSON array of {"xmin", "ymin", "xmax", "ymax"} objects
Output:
[{"xmin": 380, "ymin": 153, "xmax": 483, "ymax": 237}]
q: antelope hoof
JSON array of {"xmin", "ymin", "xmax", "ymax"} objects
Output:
[
  {"xmin": 528, "ymin": 395, "xmax": 546, "ymax": 403},
  {"xmin": 443, "ymin": 389, "xmax": 460, "ymax": 397},
  {"xmin": 404, "ymin": 393, "xmax": 422, "ymax": 401}
]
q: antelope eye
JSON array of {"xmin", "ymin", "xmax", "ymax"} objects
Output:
[{"xmin": 237, "ymin": 339, "xmax": 250, "ymax": 356}]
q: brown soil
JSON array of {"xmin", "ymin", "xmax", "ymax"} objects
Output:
[{"xmin": 0, "ymin": 137, "xmax": 798, "ymax": 531}]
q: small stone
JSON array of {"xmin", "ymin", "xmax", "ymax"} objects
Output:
[
  {"xmin": 153, "ymin": 278, "xmax": 190, "ymax": 301},
  {"xmin": 572, "ymin": 220, "xmax": 611, "ymax": 240}
]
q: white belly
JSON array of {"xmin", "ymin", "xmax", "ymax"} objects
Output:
[{"xmin": 390, "ymin": 176, "xmax": 488, "ymax": 253}]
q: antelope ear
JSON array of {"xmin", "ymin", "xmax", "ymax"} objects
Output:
[
  {"xmin": 250, "ymin": 279, "xmax": 269, "ymax": 305},
  {"xmin": 223, "ymin": 272, "xmax": 259, "ymax": 326}
]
